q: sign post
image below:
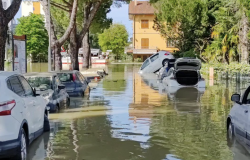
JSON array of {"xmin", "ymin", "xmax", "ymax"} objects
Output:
[{"xmin": 12, "ymin": 35, "xmax": 27, "ymax": 74}]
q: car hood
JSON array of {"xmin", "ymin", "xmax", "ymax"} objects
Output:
[{"xmin": 175, "ymin": 58, "xmax": 201, "ymax": 70}]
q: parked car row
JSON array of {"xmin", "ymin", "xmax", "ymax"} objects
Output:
[{"xmin": 0, "ymin": 70, "xmax": 91, "ymax": 159}]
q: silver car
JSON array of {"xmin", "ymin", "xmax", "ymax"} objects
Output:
[{"xmin": 228, "ymin": 89, "xmax": 250, "ymax": 152}]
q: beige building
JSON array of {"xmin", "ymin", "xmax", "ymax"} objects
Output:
[{"xmin": 129, "ymin": 1, "xmax": 178, "ymax": 61}]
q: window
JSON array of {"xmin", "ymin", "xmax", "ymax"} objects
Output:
[
  {"xmin": 141, "ymin": 59, "xmax": 150, "ymax": 70},
  {"xmin": 141, "ymin": 38, "xmax": 149, "ymax": 49},
  {"xmin": 141, "ymin": 20, "xmax": 149, "ymax": 29},
  {"xmin": 167, "ymin": 39, "xmax": 176, "ymax": 48},
  {"xmin": 27, "ymin": 76, "xmax": 52, "ymax": 90},
  {"xmin": 19, "ymin": 76, "xmax": 34, "ymax": 96},
  {"xmin": 77, "ymin": 72, "xmax": 87, "ymax": 85},
  {"xmin": 150, "ymin": 53, "xmax": 159, "ymax": 62},
  {"xmin": 58, "ymin": 73, "xmax": 74, "ymax": 82},
  {"xmin": 8, "ymin": 76, "xmax": 25, "ymax": 96}
]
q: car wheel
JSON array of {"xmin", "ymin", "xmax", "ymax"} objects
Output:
[
  {"xmin": 227, "ymin": 121, "xmax": 235, "ymax": 147},
  {"xmin": 44, "ymin": 114, "xmax": 50, "ymax": 132},
  {"xmin": 12, "ymin": 128, "xmax": 27, "ymax": 160},
  {"xmin": 162, "ymin": 59, "xmax": 169, "ymax": 66},
  {"xmin": 66, "ymin": 98, "xmax": 70, "ymax": 107}
]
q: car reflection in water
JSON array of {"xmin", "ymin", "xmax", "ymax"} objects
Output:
[{"xmin": 159, "ymin": 83, "xmax": 205, "ymax": 114}]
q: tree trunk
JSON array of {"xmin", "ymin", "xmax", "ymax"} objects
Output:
[
  {"xmin": 54, "ymin": 43, "xmax": 62, "ymax": 71},
  {"xmin": 82, "ymin": 31, "xmax": 90, "ymax": 68},
  {"xmin": 0, "ymin": 27, "xmax": 8, "ymax": 70},
  {"xmin": 239, "ymin": 12, "xmax": 249, "ymax": 63},
  {"xmin": 69, "ymin": 27, "xmax": 79, "ymax": 70}
]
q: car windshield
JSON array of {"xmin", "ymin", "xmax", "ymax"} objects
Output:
[
  {"xmin": 26, "ymin": 77, "xmax": 52, "ymax": 90},
  {"xmin": 57, "ymin": 73, "xmax": 74, "ymax": 82}
]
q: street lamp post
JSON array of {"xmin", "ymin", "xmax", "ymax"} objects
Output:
[{"xmin": 48, "ymin": 0, "xmax": 51, "ymax": 71}]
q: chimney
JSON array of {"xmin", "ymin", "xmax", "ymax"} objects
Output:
[{"xmin": 135, "ymin": 0, "xmax": 137, "ymax": 6}]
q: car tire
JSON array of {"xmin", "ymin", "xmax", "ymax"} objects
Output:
[
  {"xmin": 66, "ymin": 98, "xmax": 70, "ymax": 107},
  {"xmin": 227, "ymin": 121, "xmax": 235, "ymax": 147},
  {"xmin": 44, "ymin": 114, "xmax": 50, "ymax": 132},
  {"xmin": 162, "ymin": 59, "xmax": 169, "ymax": 66},
  {"xmin": 12, "ymin": 128, "xmax": 27, "ymax": 160}
]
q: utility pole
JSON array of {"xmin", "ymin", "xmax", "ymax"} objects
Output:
[{"xmin": 48, "ymin": 0, "xmax": 51, "ymax": 71}]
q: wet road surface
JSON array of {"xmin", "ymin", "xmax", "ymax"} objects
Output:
[{"xmin": 27, "ymin": 64, "xmax": 250, "ymax": 160}]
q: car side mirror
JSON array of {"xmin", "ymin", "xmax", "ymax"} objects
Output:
[
  {"xmin": 58, "ymin": 84, "xmax": 66, "ymax": 90},
  {"xmin": 33, "ymin": 88, "xmax": 40, "ymax": 96},
  {"xmin": 231, "ymin": 94, "xmax": 240, "ymax": 103}
]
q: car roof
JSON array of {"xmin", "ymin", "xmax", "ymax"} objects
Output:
[
  {"xmin": 23, "ymin": 72, "xmax": 56, "ymax": 77},
  {"xmin": 0, "ymin": 71, "xmax": 20, "ymax": 78},
  {"xmin": 51, "ymin": 70, "xmax": 79, "ymax": 74}
]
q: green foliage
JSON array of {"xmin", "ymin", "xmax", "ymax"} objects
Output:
[
  {"xmin": 15, "ymin": 13, "xmax": 49, "ymax": 60},
  {"xmin": 201, "ymin": 62, "xmax": 250, "ymax": 74},
  {"xmin": 152, "ymin": 0, "xmax": 250, "ymax": 63},
  {"xmin": 98, "ymin": 24, "xmax": 128, "ymax": 59}
]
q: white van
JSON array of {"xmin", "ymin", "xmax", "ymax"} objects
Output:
[{"xmin": 139, "ymin": 51, "xmax": 175, "ymax": 74}]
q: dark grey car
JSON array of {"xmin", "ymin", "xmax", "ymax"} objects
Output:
[
  {"xmin": 24, "ymin": 72, "xmax": 70, "ymax": 113},
  {"xmin": 53, "ymin": 70, "xmax": 91, "ymax": 97}
]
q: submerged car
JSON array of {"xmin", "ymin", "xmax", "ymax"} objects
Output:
[
  {"xmin": 159, "ymin": 83, "xmax": 205, "ymax": 114},
  {"xmin": 24, "ymin": 72, "xmax": 70, "ymax": 113},
  {"xmin": 162, "ymin": 58, "xmax": 205, "ymax": 88},
  {"xmin": 139, "ymin": 51, "xmax": 175, "ymax": 74},
  {"xmin": 227, "ymin": 88, "xmax": 250, "ymax": 153},
  {"xmin": 0, "ymin": 72, "xmax": 49, "ymax": 159},
  {"xmin": 55, "ymin": 70, "xmax": 91, "ymax": 97}
]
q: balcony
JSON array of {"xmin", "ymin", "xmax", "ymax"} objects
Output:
[{"xmin": 133, "ymin": 46, "xmax": 158, "ymax": 55}]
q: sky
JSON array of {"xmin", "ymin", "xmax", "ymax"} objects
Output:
[
  {"xmin": 14, "ymin": 3, "xmax": 132, "ymax": 38},
  {"xmin": 107, "ymin": 4, "xmax": 133, "ymax": 38}
]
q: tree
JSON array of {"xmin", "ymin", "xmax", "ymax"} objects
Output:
[
  {"xmin": 41, "ymin": 0, "xmax": 78, "ymax": 71},
  {"xmin": 98, "ymin": 24, "xmax": 128, "ymax": 60},
  {"xmin": 15, "ymin": 13, "xmax": 49, "ymax": 61},
  {"xmin": 0, "ymin": 0, "xmax": 22, "ymax": 70}
]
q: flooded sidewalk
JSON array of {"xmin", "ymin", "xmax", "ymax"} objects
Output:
[{"xmin": 27, "ymin": 64, "xmax": 250, "ymax": 160}]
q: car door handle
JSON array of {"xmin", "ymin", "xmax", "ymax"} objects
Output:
[{"xmin": 245, "ymin": 110, "xmax": 248, "ymax": 113}]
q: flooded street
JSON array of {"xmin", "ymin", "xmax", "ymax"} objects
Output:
[{"xmin": 26, "ymin": 64, "xmax": 250, "ymax": 160}]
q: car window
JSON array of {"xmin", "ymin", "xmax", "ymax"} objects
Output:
[
  {"xmin": 27, "ymin": 76, "xmax": 52, "ymax": 91},
  {"xmin": 57, "ymin": 73, "xmax": 74, "ymax": 82},
  {"xmin": 53, "ymin": 76, "xmax": 61, "ymax": 91},
  {"xmin": 8, "ymin": 76, "xmax": 25, "ymax": 96},
  {"xmin": 141, "ymin": 59, "xmax": 150, "ymax": 70},
  {"xmin": 150, "ymin": 53, "xmax": 159, "ymax": 62},
  {"xmin": 19, "ymin": 76, "xmax": 34, "ymax": 96},
  {"xmin": 76, "ymin": 72, "xmax": 85, "ymax": 84}
]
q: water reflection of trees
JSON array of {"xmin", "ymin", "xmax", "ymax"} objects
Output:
[{"xmin": 148, "ymin": 81, "xmax": 245, "ymax": 160}]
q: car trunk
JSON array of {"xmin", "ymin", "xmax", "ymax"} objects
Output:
[{"xmin": 175, "ymin": 70, "xmax": 199, "ymax": 86}]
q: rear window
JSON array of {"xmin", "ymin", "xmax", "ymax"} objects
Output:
[
  {"xmin": 57, "ymin": 73, "xmax": 74, "ymax": 82},
  {"xmin": 8, "ymin": 76, "xmax": 25, "ymax": 96},
  {"xmin": 150, "ymin": 53, "xmax": 159, "ymax": 62},
  {"xmin": 141, "ymin": 59, "xmax": 150, "ymax": 70},
  {"xmin": 26, "ymin": 76, "xmax": 52, "ymax": 90}
]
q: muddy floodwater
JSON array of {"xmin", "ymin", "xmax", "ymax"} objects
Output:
[{"xmin": 26, "ymin": 64, "xmax": 250, "ymax": 160}]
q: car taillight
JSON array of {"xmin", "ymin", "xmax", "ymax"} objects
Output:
[
  {"xmin": 0, "ymin": 100, "xmax": 16, "ymax": 116},
  {"xmin": 164, "ymin": 53, "xmax": 169, "ymax": 56},
  {"xmin": 73, "ymin": 74, "xmax": 76, "ymax": 81}
]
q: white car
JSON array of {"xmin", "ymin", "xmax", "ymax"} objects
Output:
[
  {"xmin": 0, "ymin": 72, "xmax": 50, "ymax": 159},
  {"xmin": 227, "ymin": 90, "xmax": 250, "ymax": 153},
  {"xmin": 139, "ymin": 51, "xmax": 175, "ymax": 74},
  {"xmin": 162, "ymin": 58, "xmax": 205, "ymax": 88}
]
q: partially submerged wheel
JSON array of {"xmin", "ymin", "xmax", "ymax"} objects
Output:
[
  {"xmin": 66, "ymin": 97, "xmax": 70, "ymax": 107},
  {"xmin": 12, "ymin": 128, "xmax": 27, "ymax": 160},
  {"xmin": 44, "ymin": 114, "xmax": 50, "ymax": 132},
  {"xmin": 162, "ymin": 59, "xmax": 169, "ymax": 66},
  {"xmin": 227, "ymin": 121, "xmax": 235, "ymax": 147}
]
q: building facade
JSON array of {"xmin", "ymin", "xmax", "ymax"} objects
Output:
[
  {"xmin": 21, "ymin": 1, "xmax": 45, "ymax": 17},
  {"xmin": 129, "ymin": 1, "xmax": 178, "ymax": 61}
]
